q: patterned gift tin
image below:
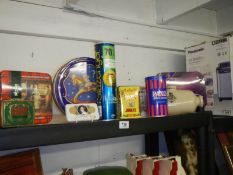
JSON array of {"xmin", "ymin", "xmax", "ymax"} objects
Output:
[
  {"xmin": 1, "ymin": 100, "xmax": 34, "ymax": 128},
  {"xmin": 53, "ymin": 57, "xmax": 96, "ymax": 113},
  {"xmin": 0, "ymin": 71, "xmax": 52, "ymax": 124},
  {"xmin": 95, "ymin": 42, "xmax": 117, "ymax": 120},
  {"xmin": 145, "ymin": 76, "xmax": 168, "ymax": 116}
]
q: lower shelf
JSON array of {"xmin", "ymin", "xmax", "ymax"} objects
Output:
[
  {"xmin": 0, "ymin": 112, "xmax": 211, "ymax": 151},
  {"xmin": 213, "ymin": 115, "xmax": 233, "ymax": 132}
]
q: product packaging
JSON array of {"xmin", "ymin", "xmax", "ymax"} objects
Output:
[
  {"xmin": 186, "ymin": 37, "xmax": 233, "ymax": 115},
  {"xmin": 1, "ymin": 100, "xmax": 34, "ymax": 127},
  {"xmin": 53, "ymin": 57, "xmax": 96, "ymax": 113},
  {"xmin": 139, "ymin": 87, "xmax": 147, "ymax": 117},
  {"xmin": 157, "ymin": 72, "xmax": 206, "ymax": 105},
  {"xmin": 117, "ymin": 86, "xmax": 141, "ymax": 118},
  {"xmin": 95, "ymin": 42, "xmax": 117, "ymax": 120},
  {"xmin": 126, "ymin": 153, "xmax": 149, "ymax": 175},
  {"xmin": 0, "ymin": 70, "xmax": 52, "ymax": 124},
  {"xmin": 167, "ymin": 89, "xmax": 204, "ymax": 115},
  {"xmin": 157, "ymin": 71, "xmax": 206, "ymax": 115},
  {"xmin": 65, "ymin": 103, "xmax": 99, "ymax": 122},
  {"xmin": 145, "ymin": 76, "xmax": 168, "ymax": 117},
  {"xmin": 142, "ymin": 156, "xmax": 186, "ymax": 175}
]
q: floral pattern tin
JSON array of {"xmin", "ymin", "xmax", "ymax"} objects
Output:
[{"xmin": 53, "ymin": 57, "xmax": 96, "ymax": 113}]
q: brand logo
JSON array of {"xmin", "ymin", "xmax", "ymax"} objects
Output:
[
  {"xmin": 167, "ymin": 92, "xmax": 176, "ymax": 103},
  {"xmin": 152, "ymin": 90, "xmax": 166, "ymax": 99},
  {"xmin": 11, "ymin": 106, "xmax": 28, "ymax": 117},
  {"xmin": 212, "ymin": 38, "xmax": 227, "ymax": 45},
  {"xmin": 126, "ymin": 108, "xmax": 136, "ymax": 112}
]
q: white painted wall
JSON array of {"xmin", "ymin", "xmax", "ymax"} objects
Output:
[
  {"xmin": 155, "ymin": 0, "xmax": 211, "ymax": 22},
  {"xmin": 217, "ymin": 5, "xmax": 233, "ymax": 35},
  {"xmin": 0, "ymin": 0, "xmax": 218, "ymax": 174},
  {"xmin": 163, "ymin": 8, "xmax": 217, "ymax": 35},
  {"xmin": 155, "ymin": 0, "xmax": 218, "ymax": 35}
]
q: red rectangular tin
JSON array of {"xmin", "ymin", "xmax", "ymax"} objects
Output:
[{"xmin": 0, "ymin": 70, "xmax": 52, "ymax": 124}]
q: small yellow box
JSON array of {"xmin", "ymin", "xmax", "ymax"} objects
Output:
[{"xmin": 117, "ymin": 86, "xmax": 141, "ymax": 118}]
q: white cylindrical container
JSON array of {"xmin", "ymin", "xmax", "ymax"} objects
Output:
[{"xmin": 167, "ymin": 89, "xmax": 204, "ymax": 115}]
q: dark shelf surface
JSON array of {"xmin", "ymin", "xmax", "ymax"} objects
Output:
[
  {"xmin": 213, "ymin": 115, "xmax": 233, "ymax": 132},
  {"xmin": 0, "ymin": 112, "xmax": 211, "ymax": 151}
]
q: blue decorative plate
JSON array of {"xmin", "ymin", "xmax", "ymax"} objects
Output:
[{"xmin": 53, "ymin": 57, "xmax": 96, "ymax": 113}]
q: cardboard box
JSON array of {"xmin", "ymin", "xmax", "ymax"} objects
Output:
[{"xmin": 186, "ymin": 37, "xmax": 233, "ymax": 116}]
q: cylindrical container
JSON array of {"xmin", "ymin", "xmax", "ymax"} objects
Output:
[
  {"xmin": 145, "ymin": 76, "xmax": 168, "ymax": 116},
  {"xmin": 167, "ymin": 89, "xmax": 204, "ymax": 115},
  {"xmin": 95, "ymin": 42, "xmax": 117, "ymax": 120}
]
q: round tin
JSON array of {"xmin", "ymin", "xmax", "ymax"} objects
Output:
[
  {"xmin": 145, "ymin": 75, "xmax": 168, "ymax": 116},
  {"xmin": 53, "ymin": 57, "xmax": 96, "ymax": 113}
]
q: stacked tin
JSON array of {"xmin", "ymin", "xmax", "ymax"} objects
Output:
[{"xmin": 0, "ymin": 71, "xmax": 53, "ymax": 127}]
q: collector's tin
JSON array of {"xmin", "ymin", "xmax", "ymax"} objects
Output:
[
  {"xmin": 0, "ymin": 71, "xmax": 52, "ymax": 124},
  {"xmin": 145, "ymin": 76, "xmax": 168, "ymax": 116},
  {"xmin": 53, "ymin": 57, "xmax": 96, "ymax": 113},
  {"xmin": 1, "ymin": 100, "xmax": 34, "ymax": 128},
  {"xmin": 95, "ymin": 42, "xmax": 117, "ymax": 120},
  {"xmin": 117, "ymin": 86, "xmax": 141, "ymax": 118}
]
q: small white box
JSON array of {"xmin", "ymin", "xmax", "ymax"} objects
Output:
[{"xmin": 186, "ymin": 37, "xmax": 233, "ymax": 116}]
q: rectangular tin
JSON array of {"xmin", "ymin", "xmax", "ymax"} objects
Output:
[
  {"xmin": 95, "ymin": 43, "xmax": 117, "ymax": 120},
  {"xmin": 65, "ymin": 103, "xmax": 100, "ymax": 122},
  {"xmin": 1, "ymin": 100, "xmax": 34, "ymax": 128},
  {"xmin": 0, "ymin": 71, "xmax": 52, "ymax": 124},
  {"xmin": 117, "ymin": 86, "xmax": 141, "ymax": 118}
]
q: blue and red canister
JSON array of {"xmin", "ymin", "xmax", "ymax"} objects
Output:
[{"xmin": 145, "ymin": 76, "xmax": 168, "ymax": 116}]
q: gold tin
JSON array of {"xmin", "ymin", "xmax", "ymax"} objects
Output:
[{"xmin": 117, "ymin": 86, "xmax": 141, "ymax": 118}]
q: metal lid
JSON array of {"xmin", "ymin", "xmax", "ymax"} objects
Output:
[{"xmin": 53, "ymin": 57, "xmax": 96, "ymax": 113}]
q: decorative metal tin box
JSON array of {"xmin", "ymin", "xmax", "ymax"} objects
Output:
[
  {"xmin": 1, "ymin": 100, "xmax": 34, "ymax": 128},
  {"xmin": 0, "ymin": 71, "xmax": 52, "ymax": 124},
  {"xmin": 117, "ymin": 86, "xmax": 141, "ymax": 118},
  {"xmin": 53, "ymin": 57, "xmax": 96, "ymax": 113}
]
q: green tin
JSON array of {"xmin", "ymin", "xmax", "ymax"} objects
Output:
[{"xmin": 2, "ymin": 100, "xmax": 34, "ymax": 128}]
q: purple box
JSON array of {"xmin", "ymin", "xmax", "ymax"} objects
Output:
[{"xmin": 157, "ymin": 72, "xmax": 207, "ymax": 106}]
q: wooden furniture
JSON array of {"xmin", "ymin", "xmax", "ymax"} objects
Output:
[{"xmin": 0, "ymin": 148, "xmax": 43, "ymax": 175}]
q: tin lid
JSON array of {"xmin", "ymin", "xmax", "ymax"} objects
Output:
[
  {"xmin": 95, "ymin": 42, "xmax": 114, "ymax": 46},
  {"xmin": 53, "ymin": 57, "xmax": 96, "ymax": 113},
  {"xmin": 145, "ymin": 75, "xmax": 166, "ymax": 80}
]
